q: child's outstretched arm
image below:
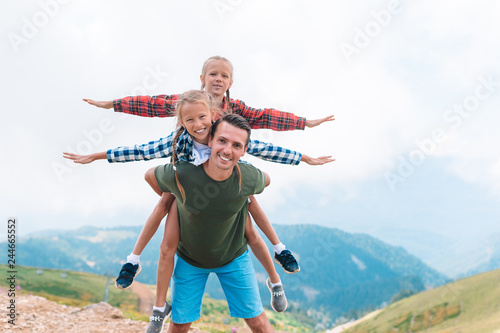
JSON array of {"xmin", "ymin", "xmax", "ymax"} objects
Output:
[
  {"xmin": 63, "ymin": 129, "xmax": 192, "ymax": 165},
  {"xmin": 63, "ymin": 151, "xmax": 106, "ymax": 164},
  {"xmin": 300, "ymin": 154, "xmax": 335, "ymax": 165},
  {"xmin": 62, "ymin": 136, "xmax": 173, "ymax": 165},
  {"xmin": 82, "ymin": 99, "xmax": 113, "ymax": 109},
  {"xmin": 247, "ymin": 139, "xmax": 334, "ymax": 166},
  {"xmin": 233, "ymin": 99, "xmax": 334, "ymax": 131},
  {"xmin": 83, "ymin": 95, "xmax": 178, "ymax": 118},
  {"xmin": 305, "ymin": 115, "xmax": 335, "ymax": 128}
]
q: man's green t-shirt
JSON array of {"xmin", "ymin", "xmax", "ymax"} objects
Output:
[{"xmin": 155, "ymin": 161, "xmax": 266, "ymax": 269}]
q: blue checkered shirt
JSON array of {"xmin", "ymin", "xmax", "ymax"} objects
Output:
[{"xmin": 106, "ymin": 129, "xmax": 302, "ymax": 165}]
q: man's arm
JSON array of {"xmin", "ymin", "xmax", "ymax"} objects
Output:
[{"xmin": 263, "ymin": 172, "xmax": 271, "ymax": 187}]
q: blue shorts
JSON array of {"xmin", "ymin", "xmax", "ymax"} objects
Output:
[{"xmin": 171, "ymin": 250, "xmax": 263, "ymax": 324}]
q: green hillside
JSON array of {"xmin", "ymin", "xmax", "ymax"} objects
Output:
[
  {"xmin": 343, "ymin": 268, "xmax": 500, "ymax": 333},
  {"xmin": 11, "ymin": 224, "xmax": 447, "ymax": 327},
  {"xmin": 0, "ymin": 265, "xmax": 316, "ymax": 332},
  {"xmin": 0, "ymin": 264, "xmax": 145, "ymax": 319}
]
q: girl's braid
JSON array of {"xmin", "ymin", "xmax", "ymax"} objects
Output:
[
  {"xmin": 235, "ymin": 163, "xmax": 242, "ymax": 193},
  {"xmin": 225, "ymin": 89, "xmax": 232, "ymax": 114},
  {"xmin": 172, "ymin": 126, "xmax": 186, "ymax": 203}
]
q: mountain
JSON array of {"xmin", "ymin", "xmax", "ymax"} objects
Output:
[
  {"xmin": 371, "ymin": 227, "xmax": 500, "ymax": 279},
  {"xmin": 8, "ymin": 224, "xmax": 447, "ymax": 327},
  {"xmin": 368, "ymin": 227, "xmax": 459, "ymax": 273},
  {"xmin": 453, "ymin": 232, "xmax": 500, "ymax": 278},
  {"xmin": 339, "ymin": 268, "xmax": 500, "ymax": 332}
]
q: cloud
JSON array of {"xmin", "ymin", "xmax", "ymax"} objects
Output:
[{"xmin": 3, "ymin": 0, "xmax": 500, "ymax": 236}]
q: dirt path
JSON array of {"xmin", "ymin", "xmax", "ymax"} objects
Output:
[
  {"xmin": 327, "ymin": 309, "xmax": 383, "ymax": 333},
  {"xmin": 130, "ymin": 280, "xmax": 156, "ymax": 313}
]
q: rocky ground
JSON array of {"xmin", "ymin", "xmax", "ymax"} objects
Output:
[{"xmin": 0, "ymin": 293, "xmax": 206, "ymax": 333}]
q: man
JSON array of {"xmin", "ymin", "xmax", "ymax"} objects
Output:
[{"xmin": 152, "ymin": 113, "xmax": 275, "ymax": 333}]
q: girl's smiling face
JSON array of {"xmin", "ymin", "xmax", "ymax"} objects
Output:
[
  {"xmin": 179, "ymin": 102, "xmax": 214, "ymax": 144},
  {"xmin": 200, "ymin": 59, "xmax": 233, "ymax": 99}
]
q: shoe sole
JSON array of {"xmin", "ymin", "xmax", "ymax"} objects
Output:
[
  {"xmin": 115, "ymin": 264, "xmax": 142, "ymax": 290},
  {"xmin": 273, "ymin": 257, "xmax": 300, "ymax": 274},
  {"xmin": 158, "ymin": 309, "xmax": 171, "ymax": 333},
  {"xmin": 266, "ymin": 278, "xmax": 287, "ymax": 313},
  {"xmin": 146, "ymin": 307, "xmax": 172, "ymax": 333}
]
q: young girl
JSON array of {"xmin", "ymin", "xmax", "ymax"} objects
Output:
[{"xmin": 64, "ymin": 90, "xmax": 333, "ymax": 329}]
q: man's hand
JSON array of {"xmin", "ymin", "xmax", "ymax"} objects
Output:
[
  {"xmin": 301, "ymin": 154, "xmax": 335, "ymax": 165},
  {"xmin": 305, "ymin": 115, "xmax": 335, "ymax": 128},
  {"xmin": 83, "ymin": 99, "xmax": 113, "ymax": 109}
]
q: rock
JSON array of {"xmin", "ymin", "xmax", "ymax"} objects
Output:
[
  {"xmin": 82, "ymin": 302, "xmax": 124, "ymax": 319},
  {"xmin": 1, "ymin": 293, "xmax": 145, "ymax": 332},
  {"xmin": 0, "ymin": 293, "xmax": 209, "ymax": 332}
]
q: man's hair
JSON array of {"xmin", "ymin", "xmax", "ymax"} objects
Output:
[{"xmin": 210, "ymin": 113, "xmax": 251, "ymax": 147}]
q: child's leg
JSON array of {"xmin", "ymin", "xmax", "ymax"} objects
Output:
[
  {"xmin": 245, "ymin": 213, "xmax": 280, "ymax": 284},
  {"xmin": 155, "ymin": 200, "xmax": 179, "ymax": 307},
  {"xmin": 248, "ymin": 195, "xmax": 282, "ymax": 250},
  {"xmin": 131, "ymin": 192, "xmax": 174, "ymax": 256},
  {"xmin": 130, "ymin": 167, "xmax": 172, "ymax": 256},
  {"xmin": 248, "ymin": 195, "xmax": 300, "ymax": 274},
  {"xmin": 116, "ymin": 168, "xmax": 173, "ymax": 290}
]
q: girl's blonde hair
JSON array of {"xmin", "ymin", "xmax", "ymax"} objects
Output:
[
  {"xmin": 200, "ymin": 56, "xmax": 233, "ymax": 113},
  {"xmin": 172, "ymin": 90, "xmax": 215, "ymax": 203}
]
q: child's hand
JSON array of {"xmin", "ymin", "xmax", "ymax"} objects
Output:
[
  {"xmin": 301, "ymin": 154, "xmax": 335, "ymax": 165},
  {"xmin": 63, "ymin": 152, "xmax": 97, "ymax": 164},
  {"xmin": 305, "ymin": 115, "xmax": 335, "ymax": 128},
  {"xmin": 83, "ymin": 99, "xmax": 113, "ymax": 109}
]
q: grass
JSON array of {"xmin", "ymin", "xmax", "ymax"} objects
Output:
[
  {"xmin": 0, "ymin": 265, "xmax": 140, "ymax": 315},
  {"xmin": 342, "ymin": 268, "xmax": 500, "ymax": 333},
  {"xmin": 0, "ymin": 265, "xmax": 315, "ymax": 332}
]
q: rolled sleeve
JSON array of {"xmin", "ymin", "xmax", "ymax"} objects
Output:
[{"xmin": 154, "ymin": 164, "xmax": 175, "ymax": 193}]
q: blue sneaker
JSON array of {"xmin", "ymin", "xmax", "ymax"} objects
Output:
[
  {"xmin": 115, "ymin": 263, "xmax": 141, "ymax": 289},
  {"xmin": 273, "ymin": 250, "xmax": 300, "ymax": 274}
]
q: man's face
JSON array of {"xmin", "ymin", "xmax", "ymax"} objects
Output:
[{"xmin": 208, "ymin": 121, "xmax": 248, "ymax": 171}]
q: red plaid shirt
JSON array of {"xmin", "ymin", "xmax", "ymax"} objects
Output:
[{"xmin": 113, "ymin": 94, "xmax": 306, "ymax": 131}]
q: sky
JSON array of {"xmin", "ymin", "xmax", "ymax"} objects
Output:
[{"xmin": 2, "ymin": 0, "xmax": 500, "ymax": 272}]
